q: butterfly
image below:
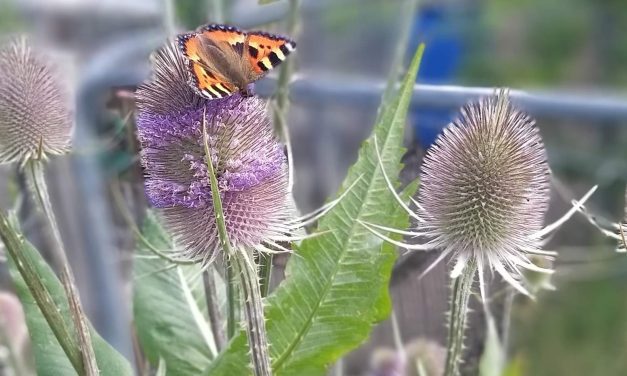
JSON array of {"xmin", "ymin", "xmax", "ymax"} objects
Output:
[{"xmin": 177, "ymin": 24, "xmax": 296, "ymax": 99}]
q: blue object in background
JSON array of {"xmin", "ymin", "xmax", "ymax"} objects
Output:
[{"xmin": 410, "ymin": 4, "xmax": 463, "ymax": 148}]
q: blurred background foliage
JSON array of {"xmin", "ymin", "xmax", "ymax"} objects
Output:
[{"xmin": 0, "ymin": 0, "xmax": 626, "ymax": 375}]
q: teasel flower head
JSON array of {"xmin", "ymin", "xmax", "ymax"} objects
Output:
[
  {"xmin": 0, "ymin": 36, "xmax": 72, "ymax": 165},
  {"xmin": 136, "ymin": 42, "xmax": 342, "ymax": 265},
  {"xmin": 360, "ymin": 90, "xmax": 597, "ymax": 296}
]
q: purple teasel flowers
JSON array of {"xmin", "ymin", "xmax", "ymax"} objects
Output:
[
  {"xmin": 361, "ymin": 91, "xmax": 597, "ymax": 296},
  {"xmin": 0, "ymin": 36, "xmax": 72, "ymax": 165},
  {"xmin": 135, "ymin": 42, "xmax": 342, "ymax": 265}
]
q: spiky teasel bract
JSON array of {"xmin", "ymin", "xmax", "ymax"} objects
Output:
[
  {"xmin": 360, "ymin": 90, "xmax": 597, "ymax": 296},
  {"xmin": 0, "ymin": 36, "xmax": 72, "ymax": 165}
]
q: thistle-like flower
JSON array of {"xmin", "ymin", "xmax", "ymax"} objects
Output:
[
  {"xmin": 361, "ymin": 91, "xmax": 596, "ymax": 295},
  {"xmin": 0, "ymin": 36, "xmax": 71, "ymax": 164},
  {"xmin": 136, "ymin": 42, "xmax": 343, "ymax": 265},
  {"xmin": 136, "ymin": 41, "xmax": 348, "ymax": 376}
]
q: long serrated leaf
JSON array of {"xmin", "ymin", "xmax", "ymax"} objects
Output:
[
  {"xmin": 133, "ymin": 212, "xmax": 216, "ymax": 376},
  {"xmin": 205, "ymin": 45, "xmax": 425, "ymax": 376},
  {"xmin": 2, "ymin": 214, "xmax": 133, "ymax": 376}
]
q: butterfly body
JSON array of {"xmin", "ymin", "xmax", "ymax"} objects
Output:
[{"xmin": 177, "ymin": 24, "xmax": 296, "ymax": 99}]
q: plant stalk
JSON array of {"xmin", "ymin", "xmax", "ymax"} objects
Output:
[
  {"xmin": 444, "ymin": 256, "xmax": 477, "ymax": 376},
  {"xmin": 225, "ymin": 263, "xmax": 237, "ymax": 339},
  {"xmin": 203, "ymin": 116, "xmax": 271, "ymax": 375},
  {"xmin": 0, "ymin": 210, "xmax": 82, "ymax": 373},
  {"xmin": 203, "ymin": 269, "xmax": 226, "ymax": 350},
  {"xmin": 207, "ymin": 0, "xmax": 225, "ymax": 23},
  {"xmin": 273, "ymin": 0, "xmax": 299, "ymax": 137},
  {"xmin": 26, "ymin": 160, "xmax": 98, "ymax": 375},
  {"xmin": 258, "ymin": 253, "xmax": 272, "ymax": 297},
  {"xmin": 232, "ymin": 247, "xmax": 272, "ymax": 376}
]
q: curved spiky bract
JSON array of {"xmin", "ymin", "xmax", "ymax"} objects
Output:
[
  {"xmin": 418, "ymin": 91, "xmax": 550, "ymax": 292},
  {"xmin": 0, "ymin": 36, "xmax": 72, "ymax": 164}
]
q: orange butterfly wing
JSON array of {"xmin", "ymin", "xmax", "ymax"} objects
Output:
[
  {"xmin": 246, "ymin": 32, "xmax": 296, "ymax": 75},
  {"xmin": 178, "ymin": 28, "xmax": 240, "ymax": 99},
  {"xmin": 177, "ymin": 24, "xmax": 296, "ymax": 99}
]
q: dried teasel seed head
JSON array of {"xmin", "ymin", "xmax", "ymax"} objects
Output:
[
  {"xmin": 0, "ymin": 36, "xmax": 72, "ymax": 164},
  {"xmin": 418, "ymin": 90, "xmax": 550, "ymax": 291}
]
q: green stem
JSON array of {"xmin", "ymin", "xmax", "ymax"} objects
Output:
[
  {"xmin": 233, "ymin": 247, "xmax": 272, "ymax": 376},
  {"xmin": 272, "ymin": 0, "xmax": 299, "ymax": 137},
  {"xmin": 0, "ymin": 210, "xmax": 82, "ymax": 373},
  {"xmin": 444, "ymin": 257, "xmax": 478, "ymax": 376},
  {"xmin": 225, "ymin": 264, "xmax": 237, "ymax": 339},
  {"xmin": 207, "ymin": 0, "xmax": 225, "ymax": 23},
  {"xmin": 26, "ymin": 160, "xmax": 98, "ymax": 376},
  {"xmin": 203, "ymin": 269, "xmax": 226, "ymax": 350},
  {"xmin": 203, "ymin": 116, "xmax": 271, "ymax": 375},
  {"xmin": 258, "ymin": 253, "xmax": 272, "ymax": 297}
]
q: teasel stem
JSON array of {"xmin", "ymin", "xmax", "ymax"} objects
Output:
[
  {"xmin": 203, "ymin": 269, "xmax": 226, "ymax": 350},
  {"xmin": 203, "ymin": 115, "xmax": 271, "ymax": 375},
  {"xmin": 258, "ymin": 253, "xmax": 272, "ymax": 298},
  {"xmin": 0, "ymin": 209, "xmax": 83, "ymax": 373},
  {"xmin": 273, "ymin": 0, "xmax": 299, "ymax": 137},
  {"xmin": 233, "ymin": 247, "xmax": 272, "ymax": 376},
  {"xmin": 163, "ymin": 0, "xmax": 176, "ymax": 36},
  {"xmin": 207, "ymin": 0, "xmax": 226, "ymax": 23},
  {"xmin": 25, "ymin": 159, "xmax": 99, "ymax": 376},
  {"xmin": 225, "ymin": 263, "xmax": 238, "ymax": 339},
  {"xmin": 444, "ymin": 257, "xmax": 477, "ymax": 376}
]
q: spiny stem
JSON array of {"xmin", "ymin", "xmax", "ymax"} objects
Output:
[
  {"xmin": 203, "ymin": 115, "xmax": 271, "ymax": 375},
  {"xmin": 233, "ymin": 247, "xmax": 272, "ymax": 376},
  {"xmin": 226, "ymin": 264, "xmax": 238, "ymax": 339},
  {"xmin": 26, "ymin": 160, "xmax": 98, "ymax": 376},
  {"xmin": 258, "ymin": 253, "xmax": 272, "ymax": 297},
  {"xmin": 203, "ymin": 269, "xmax": 226, "ymax": 350},
  {"xmin": 444, "ymin": 256, "xmax": 477, "ymax": 376}
]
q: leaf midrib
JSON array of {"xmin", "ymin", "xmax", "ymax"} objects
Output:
[{"xmin": 272, "ymin": 98, "xmax": 407, "ymax": 372}]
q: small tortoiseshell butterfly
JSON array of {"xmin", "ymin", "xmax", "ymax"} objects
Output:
[{"xmin": 177, "ymin": 24, "xmax": 296, "ymax": 99}]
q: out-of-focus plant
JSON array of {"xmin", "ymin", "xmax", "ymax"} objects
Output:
[{"xmin": 0, "ymin": 36, "xmax": 132, "ymax": 376}]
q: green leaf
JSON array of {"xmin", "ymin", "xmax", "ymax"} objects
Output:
[
  {"xmin": 5, "ymin": 218, "xmax": 133, "ymax": 376},
  {"xmin": 205, "ymin": 45, "xmax": 425, "ymax": 376},
  {"xmin": 133, "ymin": 211, "xmax": 218, "ymax": 376}
]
